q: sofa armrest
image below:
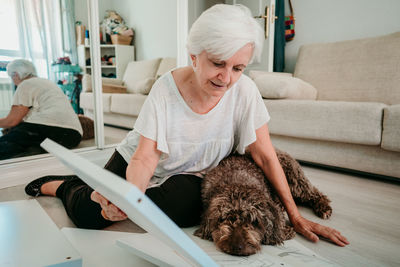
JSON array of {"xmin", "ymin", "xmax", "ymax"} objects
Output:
[
  {"xmin": 82, "ymin": 74, "xmax": 124, "ymax": 92},
  {"xmin": 382, "ymin": 104, "xmax": 400, "ymax": 152},
  {"xmin": 248, "ymin": 71, "xmax": 317, "ymax": 100}
]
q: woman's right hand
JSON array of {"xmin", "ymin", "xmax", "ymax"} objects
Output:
[{"xmin": 90, "ymin": 191, "xmax": 128, "ymax": 221}]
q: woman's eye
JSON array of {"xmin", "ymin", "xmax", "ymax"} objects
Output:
[
  {"xmin": 233, "ymin": 67, "xmax": 243, "ymax": 72},
  {"xmin": 213, "ymin": 62, "xmax": 224, "ymax": 67}
]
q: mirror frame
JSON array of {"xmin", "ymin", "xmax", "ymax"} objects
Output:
[{"xmin": 88, "ymin": 0, "xmax": 105, "ymax": 149}]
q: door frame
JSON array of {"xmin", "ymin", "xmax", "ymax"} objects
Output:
[
  {"xmin": 177, "ymin": 0, "xmax": 189, "ymax": 67},
  {"xmin": 177, "ymin": 0, "xmax": 275, "ymax": 72}
]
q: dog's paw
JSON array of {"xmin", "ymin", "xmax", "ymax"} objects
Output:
[
  {"xmin": 314, "ymin": 204, "xmax": 332, "ymax": 219},
  {"xmin": 194, "ymin": 228, "xmax": 202, "ymax": 237},
  {"xmin": 320, "ymin": 208, "xmax": 332, "ymax": 219}
]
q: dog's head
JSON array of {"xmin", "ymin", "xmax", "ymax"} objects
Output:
[{"xmin": 206, "ymin": 189, "xmax": 271, "ymax": 256}]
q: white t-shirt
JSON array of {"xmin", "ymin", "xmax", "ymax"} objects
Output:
[
  {"xmin": 13, "ymin": 77, "xmax": 83, "ymax": 135},
  {"xmin": 117, "ymin": 71, "xmax": 270, "ymax": 186}
]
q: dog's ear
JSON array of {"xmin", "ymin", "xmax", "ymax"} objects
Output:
[
  {"xmin": 194, "ymin": 218, "xmax": 215, "ymax": 241},
  {"xmin": 261, "ymin": 202, "xmax": 287, "ymax": 245},
  {"xmin": 250, "ymin": 205, "xmax": 268, "ymax": 233}
]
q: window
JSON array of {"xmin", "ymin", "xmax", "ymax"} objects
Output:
[
  {"xmin": 0, "ymin": 0, "xmax": 21, "ymax": 78},
  {"xmin": 0, "ymin": 0, "xmax": 65, "ymax": 79}
]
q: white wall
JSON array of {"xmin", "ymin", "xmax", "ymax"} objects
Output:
[
  {"xmin": 285, "ymin": 0, "xmax": 400, "ymax": 73},
  {"xmin": 188, "ymin": 0, "xmax": 223, "ymax": 27},
  {"xmin": 75, "ymin": 0, "xmax": 177, "ymax": 60},
  {"xmin": 111, "ymin": 0, "xmax": 177, "ymax": 60},
  {"xmin": 74, "ymin": 0, "xmax": 113, "ymax": 36},
  {"xmin": 74, "ymin": 0, "xmax": 88, "ymax": 27}
]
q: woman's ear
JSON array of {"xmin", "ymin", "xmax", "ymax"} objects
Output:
[
  {"xmin": 11, "ymin": 73, "xmax": 21, "ymax": 86},
  {"xmin": 190, "ymin": 54, "xmax": 197, "ymax": 68}
]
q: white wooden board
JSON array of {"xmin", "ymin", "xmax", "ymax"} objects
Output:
[{"xmin": 0, "ymin": 199, "xmax": 81, "ymax": 267}]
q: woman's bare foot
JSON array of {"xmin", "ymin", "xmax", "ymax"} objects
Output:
[{"xmin": 40, "ymin": 181, "xmax": 64, "ymax": 196}]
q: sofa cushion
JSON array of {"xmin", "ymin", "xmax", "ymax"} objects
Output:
[
  {"xmin": 381, "ymin": 104, "xmax": 400, "ymax": 152},
  {"xmin": 122, "ymin": 58, "xmax": 162, "ymax": 94},
  {"xmin": 294, "ymin": 32, "xmax": 400, "ymax": 105},
  {"xmin": 265, "ymin": 100, "xmax": 387, "ymax": 145},
  {"xmin": 248, "ymin": 71, "xmax": 317, "ymax": 99},
  {"xmin": 80, "ymin": 92, "xmax": 112, "ymax": 113},
  {"xmin": 110, "ymin": 93, "xmax": 147, "ymax": 116},
  {"xmin": 132, "ymin": 77, "xmax": 156, "ymax": 95},
  {"xmin": 156, "ymin": 57, "xmax": 176, "ymax": 78}
]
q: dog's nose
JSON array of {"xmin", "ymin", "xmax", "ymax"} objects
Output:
[{"xmin": 233, "ymin": 244, "xmax": 243, "ymax": 254}]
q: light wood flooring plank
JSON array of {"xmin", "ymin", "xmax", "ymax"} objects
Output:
[{"xmin": 0, "ymin": 156, "xmax": 399, "ymax": 266}]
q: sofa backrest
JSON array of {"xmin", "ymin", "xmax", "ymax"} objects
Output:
[
  {"xmin": 156, "ymin": 57, "xmax": 176, "ymax": 78},
  {"xmin": 293, "ymin": 32, "xmax": 400, "ymax": 105}
]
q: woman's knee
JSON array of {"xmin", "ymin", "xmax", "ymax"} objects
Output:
[{"xmin": 145, "ymin": 175, "xmax": 203, "ymax": 227}]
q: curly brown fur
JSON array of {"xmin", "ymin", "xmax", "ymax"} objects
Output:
[{"xmin": 194, "ymin": 149, "xmax": 331, "ymax": 256}]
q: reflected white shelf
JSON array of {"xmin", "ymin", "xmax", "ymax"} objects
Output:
[{"xmin": 78, "ymin": 44, "xmax": 135, "ymax": 79}]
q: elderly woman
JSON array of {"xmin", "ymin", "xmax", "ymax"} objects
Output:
[
  {"xmin": 0, "ymin": 59, "xmax": 82, "ymax": 159},
  {"xmin": 26, "ymin": 5, "xmax": 348, "ymax": 246}
]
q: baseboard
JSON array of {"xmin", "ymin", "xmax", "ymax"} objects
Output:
[{"xmin": 299, "ymin": 160, "xmax": 400, "ymax": 184}]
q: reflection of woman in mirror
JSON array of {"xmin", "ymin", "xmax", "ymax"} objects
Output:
[
  {"xmin": 0, "ymin": 59, "xmax": 82, "ymax": 160},
  {"xmin": 25, "ymin": 5, "xmax": 348, "ymax": 247}
]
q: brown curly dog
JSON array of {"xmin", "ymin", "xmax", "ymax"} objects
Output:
[{"xmin": 194, "ymin": 149, "xmax": 332, "ymax": 256}]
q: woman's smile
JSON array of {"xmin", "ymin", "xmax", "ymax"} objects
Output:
[{"xmin": 210, "ymin": 80, "xmax": 226, "ymax": 89}]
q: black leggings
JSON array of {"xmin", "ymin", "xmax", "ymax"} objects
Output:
[
  {"xmin": 55, "ymin": 150, "xmax": 203, "ymax": 229},
  {"xmin": 0, "ymin": 122, "xmax": 81, "ymax": 160}
]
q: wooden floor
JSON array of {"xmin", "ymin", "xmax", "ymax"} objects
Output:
[
  {"xmin": 69, "ymin": 125, "xmax": 129, "ymax": 149},
  {"xmin": 0, "ymin": 150, "xmax": 399, "ymax": 267}
]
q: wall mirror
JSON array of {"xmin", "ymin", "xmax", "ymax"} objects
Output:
[
  {"xmin": 0, "ymin": 0, "xmax": 183, "ymax": 165},
  {"xmin": 0, "ymin": 0, "xmax": 101, "ymax": 164}
]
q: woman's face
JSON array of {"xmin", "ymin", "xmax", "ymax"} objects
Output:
[
  {"xmin": 192, "ymin": 43, "xmax": 253, "ymax": 98},
  {"xmin": 11, "ymin": 73, "xmax": 22, "ymax": 86}
]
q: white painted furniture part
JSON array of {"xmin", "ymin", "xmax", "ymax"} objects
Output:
[
  {"xmin": 0, "ymin": 199, "xmax": 82, "ymax": 267},
  {"xmin": 78, "ymin": 45, "xmax": 135, "ymax": 79}
]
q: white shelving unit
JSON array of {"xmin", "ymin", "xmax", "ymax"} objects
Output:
[{"xmin": 77, "ymin": 44, "xmax": 135, "ymax": 79}]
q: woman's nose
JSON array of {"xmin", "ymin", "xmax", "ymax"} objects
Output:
[{"xmin": 218, "ymin": 68, "xmax": 230, "ymax": 84}]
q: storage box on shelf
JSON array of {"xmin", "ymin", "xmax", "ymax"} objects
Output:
[
  {"xmin": 111, "ymin": 34, "xmax": 132, "ymax": 45},
  {"xmin": 77, "ymin": 44, "xmax": 135, "ymax": 79}
]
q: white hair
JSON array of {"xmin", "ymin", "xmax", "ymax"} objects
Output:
[
  {"xmin": 7, "ymin": 59, "xmax": 37, "ymax": 80},
  {"xmin": 187, "ymin": 4, "xmax": 263, "ymax": 64}
]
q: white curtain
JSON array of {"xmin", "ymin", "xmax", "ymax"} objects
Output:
[
  {"xmin": 17, "ymin": 0, "xmax": 64, "ymax": 80},
  {"xmin": 16, "ymin": 0, "xmax": 78, "ymax": 81},
  {"xmin": 60, "ymin": 0, "xmax": 78, "ymax": 65}
]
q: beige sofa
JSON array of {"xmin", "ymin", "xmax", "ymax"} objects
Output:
[
  {"xmin": 250, "ymin": 32, "xmax": 400, "ymax": 179},
  {"xmin": 80, "ymin": 57, "xmax": 176, "ymax": 128}
]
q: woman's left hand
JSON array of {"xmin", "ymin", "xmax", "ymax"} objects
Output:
[{"xmin": 292, "ymin": 215, "xmax": 349, "ymax": 247}]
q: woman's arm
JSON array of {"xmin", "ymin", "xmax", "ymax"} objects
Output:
[
  {"xmin": 0, "ymin": 105, "xmax": 29, "ymax": 128},
  {"xmin": 126, "ymin": 135, "xmax": 161, "ymax": 192},
  {"xmin": 91, "ymin": 135, "xmax": 161, "ymax": 221},
  {"xmin": 248, "ymin": 124, "xmax": 349, "ymax": 246}
]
